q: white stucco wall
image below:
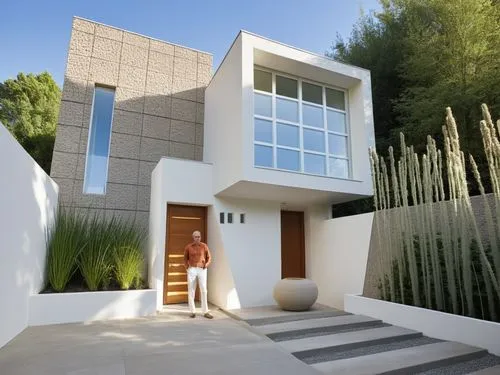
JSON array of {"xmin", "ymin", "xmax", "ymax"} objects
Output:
[
  {"xmin": 241, "ymin": 32, "xmax": 374, "ymax": 200},
  {"xmin": 204, "ymin": 33, "xmax": 243, "ymax": 194},
  {"xmin": 0, "ymin": 125, "xmax": 59, "ymax": 348},
  {"xmin": 205, "ymin": 32, "xmax": 374, "ymax": 205},
  {"xmin": 306, "ymin": 208, "xmax": 373, "ymax": 309},
  {"xmin": 29, "ymin": 290, "xmax": 156, "ymax": 325},
  {"xmin": 208, "ymin": 198, "xmax": 282, "ymax": 309},
  {"xmin": 206, "ymin": 205, "xmax": 241, "ymax": 310},
  {"xmin": 150, "ymin": 157, "xmax": 283, "ymax": 311},
  {"xmin": 149, "ymin": 157, "xmax": 214, "ymax": 310}
]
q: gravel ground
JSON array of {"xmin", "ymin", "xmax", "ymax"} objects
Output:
[
  {"xmin": 269, "ymin": 322, "xmax": 389, "ymax": 342},
  {"xmin": 415, "ymin": 354, "xmax": 500, "ymax": 375},
  {"xmin": 300, "ymin": 336, "xmax": 443, "ymax": 364}
]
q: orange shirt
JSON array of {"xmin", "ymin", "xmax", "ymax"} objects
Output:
[{"xmin": 184, "ymin": 242, "xmax": 211, "ymax": 268}]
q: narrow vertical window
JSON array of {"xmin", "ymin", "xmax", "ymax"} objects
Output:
[
  {"xmin": 83, "ymin": 86, "xmax": 115, "ymax": 194},
  {"xmin": 227, "ymin": 213, "xmax": 233, "ymax": 224}
]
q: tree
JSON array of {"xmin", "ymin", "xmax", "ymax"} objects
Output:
[
  {"xmin": 394, "ymin": 0, "xmax": 500, "ymax": 159},
  {"xmin": 0, "ymin": 72, "xmax": 61, "ymax": 173},
  {"xmin": 329, "ymin": 3, "xmax": 408, "ymax": 153},
  {"xmin": 329, "ymin": 0, "xmax": 500, "ymax": 216}
]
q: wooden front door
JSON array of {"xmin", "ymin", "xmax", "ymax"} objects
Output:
[
  {"xmin": 280, "ymin": 211, "xmax": 305, "ymax": 279},
  {"xmin": 164, "ymin": 205, "xmax": 207, "ymax": 305}
]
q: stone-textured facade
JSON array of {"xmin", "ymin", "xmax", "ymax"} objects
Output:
[{"xmin": 50, "ymin": 17, "xmax": 212, "ymax": 229}]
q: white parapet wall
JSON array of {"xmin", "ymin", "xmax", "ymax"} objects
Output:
[
  {"xmin": 345, "ymin": 294, "xmax": 500, "ymax": 356},
  {"xmin": 0, "ymin": 125, "xmax": 59, "ymax": 348},
  {"xmin": 306, "ymin": 208, "xmax": 374, "ymax": 310},
  {"xmin": 29, "ymin": 290, "xmax": 157, "ymax": 326}
]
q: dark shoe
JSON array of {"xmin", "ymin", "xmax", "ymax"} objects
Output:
[
  {"xmin": 189, "ymin": 313, "xmax": 196, "ymax": 318},
  {"xmin": 204, "ymin": 313, "xmax": 213, "ymax": 319}
]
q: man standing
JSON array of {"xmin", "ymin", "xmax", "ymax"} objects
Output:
[{"xmin": 184, "ymin": 230, "xmax": 213, "ymax": 319}]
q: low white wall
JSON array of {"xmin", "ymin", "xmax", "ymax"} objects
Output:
[
  {"xmin": 306, "ymin": 208, "xmax": 373, "ymax": 309},
  {"xmin": 208, "ymin": 198, "xmax": 281, "ymax": 309},
  {"xmin": 345, "ymin": 294, "xmax": 500, "ymax": 356},
  {"xmin": 29, "ymin": 290, "xmax": 157, "ymax": 325},
  {"xmin": 0, "ymin": 125, "xmax": 58, "ymax": 348}
]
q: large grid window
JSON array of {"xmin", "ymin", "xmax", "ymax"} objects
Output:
[
  {"xmin": 253, "ymin": 68, "xmax": 350, "ymax": 179},
  {"xmin": 83, "ymin": 86, "xmax": 115, "ymax": 194}
]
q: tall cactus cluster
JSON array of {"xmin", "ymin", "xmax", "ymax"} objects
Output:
[{"xmin": 370, "ymin": 105, "xmax": 500, "ymax": 321}]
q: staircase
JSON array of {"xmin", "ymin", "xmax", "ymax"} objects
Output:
[{"xmin": 243, "ymin": 309, "xmax": 500, "ymax": 374}]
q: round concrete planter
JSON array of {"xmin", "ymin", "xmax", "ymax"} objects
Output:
[{"xmin": 273, "ymin": 278, "xmax": 318, "ymax": 311}]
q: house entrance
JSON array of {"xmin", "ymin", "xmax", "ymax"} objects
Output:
[
  {"xmin": 280, "ymin": 211, "xmax": 305, "ymax": 279},
  {"xmin": 164, "ymin": 205, "xmax": 207, "ymax": 305}
]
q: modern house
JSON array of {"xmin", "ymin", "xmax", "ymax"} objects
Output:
[{"xmin": 51, "ymin": 17, "xmax": 375, "ymax": 312}]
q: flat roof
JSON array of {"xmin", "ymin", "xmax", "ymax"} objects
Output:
[{"xmin": 208, "ymin": 29, "xmax": 370, "ymax": 87}]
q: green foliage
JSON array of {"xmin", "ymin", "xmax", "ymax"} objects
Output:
[
  {"xmin": 46, "ymin": 207, "xmax": 87, "ymax": 292},
  {"xmin": 114, "ymin": 246, "xmax": 145, "ymax": 290},
  {"xmin": 370, "ymin": 105, "xmax": 500, "ymax": 322},
  {"xmin": 332, "ymin": 197, "xmax": 374, "ymax": 218},
  {"xmin": 379, "ymin": 235, "xmax": 500, "ymax": 321},
  {"xmin": 0, "ymin": 72, "xmax": 61, "ymax": 173},
  {"xmin": 329, "ymin": 4, "xmax": 407, "ymax": 152},
  {"xmin": 394, "ymin": 0, "xmax": 500, "ymax": 156},
  {"xmin": 112, "ymin": 221, "xmax": 146, "ymax": 290},
  {"xmin": 77, "ymin": 215, "xmax": 115, "ymax": 291},
  {"xmin": 330, "ymin": 0, "xmax": 500, "ymax": 218},
  {"xmin": 45, "ymin": 208, "xmax": 147, "ymax": 292}
]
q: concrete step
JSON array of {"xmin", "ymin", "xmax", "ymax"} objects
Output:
[
  {"xmin": 415, "ymin": 355, "xmax": 500, "ymax": 375},
  {"xmin": 258, "ymin": 315, "xmax": 386, "ymax": 341},
  {"xmin": 303, "ymin": 336, "xmax": 442, "ymax": 365},
  {"xmin": 245, "ymin": 309, "xmax": 350, "ymax": 326},
  {"xmin": 279, "ymin": 325, "xmax": 421, "ymax": 357},
  {"xmin": 467, "ymin": 364, "xmax": 500, "ymax": 374},
  {"xmin": 312, "ymin": 341, "xmax": 487, "ymax": 375},
  {"xmin": 259, "ymin": 314, "xmax": 382, "ymax": 335}
]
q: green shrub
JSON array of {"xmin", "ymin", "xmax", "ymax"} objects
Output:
[
  {"xmin": 46, "ymin": 208, "xmax": 147, "ymax": 292},
  {"xmin": 77, "ymin": 214, "xmax": 115, "ymax": 291},
  {"xmin": 113, "ymin": 246, "xmax": 144, "ymax": 289},
  {"xmin": 46, "ymin": 207, "xmax": 87, "ymax": 292},
  {"xmin": 379, "ymin": 235, "xmax": 500, "ymax": 322},
  {"xmin": 112, "ymin": 220, "xmax": 146, "ymax": 289}
]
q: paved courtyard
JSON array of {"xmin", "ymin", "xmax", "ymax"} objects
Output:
[{"xmin": 0, "ymin": 305, "xmax": 318, "ymax": 375}]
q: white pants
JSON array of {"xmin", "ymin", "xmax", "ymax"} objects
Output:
[{"xmin": 187, "ymin": 267, "xmax": 208, "ymax": 314}]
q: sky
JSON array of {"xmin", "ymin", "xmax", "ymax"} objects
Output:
[{"xmin": 0, "ymin": 0, "xmax": 381, "ymax": 86}]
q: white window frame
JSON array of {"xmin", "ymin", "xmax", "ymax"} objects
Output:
[
  {"xmin": 253, "ymin": 66, "xmax": 352, "ymax": 179},
  {"xmin": 83, "ymin": 85, "xmax": 116, "ymax": 195}
]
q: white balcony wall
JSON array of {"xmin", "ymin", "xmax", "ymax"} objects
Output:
[
  {"xmin": 0, "ymin": 125, "xmax": 59, "ymax": 348},
  {"xmin": 206, "ymin": 31, "xmax": 375, "ymax": 205},
  {"xmin": 242, "ymin": 33, "xmax": 375, "ymax": 198},
  {"xmin": 203, "ymin": 34, "xmax": 244, "ymax": 195}
]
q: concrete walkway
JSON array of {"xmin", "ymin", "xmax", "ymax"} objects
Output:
[
  {"xmin": 227, "ymin": 305, "xmax": 500, "ymax": 375},
  {"xmin": 0, "ymin": 305, "xmax": 319, "ymax": 375}
]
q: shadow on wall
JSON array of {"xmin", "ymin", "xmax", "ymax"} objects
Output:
[
  {"xmin": 52, "ymin": 78, "xmax": 208, "ymax": 298},
  {"xmin": 53, "ymin": 77, "xmax": 206, "ymax": 232},
  {"xmin": 0, "ymin": 125, "xmax": 58, "ymax": 348}
]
